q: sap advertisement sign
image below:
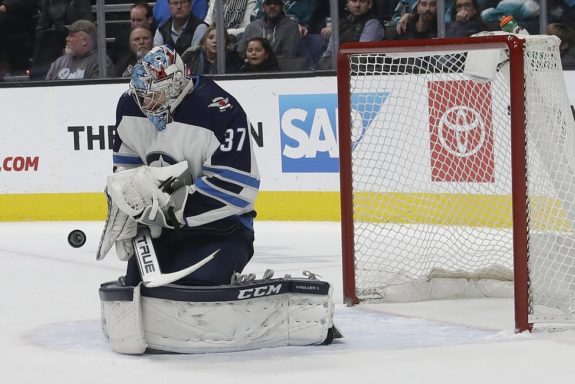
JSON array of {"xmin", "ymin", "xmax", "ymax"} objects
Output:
[
  {"xmin": 280, "ymin": 94, "xmax": 339, "ymax": 173},
  {"xmin": 279, "ymin": 93, "xmax": 388, "ymax": 173}
]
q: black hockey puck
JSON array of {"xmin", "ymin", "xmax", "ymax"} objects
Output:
[{"xmin": 68, "ymin": 229, "xmax": 86, "ymax": 248}]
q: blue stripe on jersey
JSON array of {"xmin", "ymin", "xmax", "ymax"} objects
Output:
[
  {"xmin": 202, "ymin": 165, "xmax": 260, "ymax": 189},
  {"xmin": 113, "ymin": 154, "xmax": 144, "ymax": 165},
  {"xmin": 237, "ymin": 213, "xmax": 254, "ymax": 231},
  {"xmin": 195, "ymin": 178, "xmax": 251, "ymax": 208}
]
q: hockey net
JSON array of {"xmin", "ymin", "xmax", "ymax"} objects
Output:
[{"xmin": 337, "ymin": 33, "xmax": 575, "ymax": 331}]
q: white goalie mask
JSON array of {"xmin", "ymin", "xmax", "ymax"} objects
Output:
[{"xmin": 129, "ymin": 45, "xmax": 193, "ymax": 130}]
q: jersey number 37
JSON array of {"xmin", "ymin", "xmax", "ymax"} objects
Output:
[{"xmin": 220, "ymin": 127, "xmax": 247, "ymax": 152}]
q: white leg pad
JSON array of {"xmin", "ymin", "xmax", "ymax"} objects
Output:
[
  {"xmin": 99, "ymin": 276, "xmax": 335, "ymax": 354},
  {"xmin": 99, "ymin": 283, "xmax": 147, "ymax": 354},
  {"xmin": 288, "ymin": 286, "xmax": 334, "ymax": 346},
  {"xmin": 142, "ymin": 294, "xmax": 291, "ymax": 353}
]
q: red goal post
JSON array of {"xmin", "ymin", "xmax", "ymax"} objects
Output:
[{"xmin": 337, "ymin": 34, "xmax": 575, "ymax": 332}]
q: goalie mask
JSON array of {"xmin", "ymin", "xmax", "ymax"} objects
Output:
[{"xmin": 130, "ymin": 45, "xmax": 193, "ymax": 131}]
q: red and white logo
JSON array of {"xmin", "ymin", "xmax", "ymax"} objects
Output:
[
  {"xmin": 427, "ymin": 80, "xmax": 495, "ymax": 182},
  {"xmin": 208, "ymin": 97, "xmax": 232, "ymax": 112}
]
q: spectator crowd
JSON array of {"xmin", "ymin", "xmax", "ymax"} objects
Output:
[{"xmin": 0, "ymin": 0, "xmax": 573, "ymax": 80}]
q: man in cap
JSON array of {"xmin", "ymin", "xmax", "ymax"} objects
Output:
[{"xmin": 46, "ymin": 19, "xmax": 114, "ymax": 80}]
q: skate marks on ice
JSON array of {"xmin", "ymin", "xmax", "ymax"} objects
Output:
[
  {"xmin": 253, "ymin": 249, "xmax": 337, "ymax": 265},
  {"xmin": 252, "ymin": 221, "xmax": 342, "ymax": 266}
]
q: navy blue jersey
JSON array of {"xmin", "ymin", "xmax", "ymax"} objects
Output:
[{"xmin": 113, "ymin": 76, "xmax": 260, "ymax": 231}]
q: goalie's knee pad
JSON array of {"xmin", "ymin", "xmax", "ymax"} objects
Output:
[{"xmin": 99, "ymin": 272, "xmax": 336, "ymax": 354}]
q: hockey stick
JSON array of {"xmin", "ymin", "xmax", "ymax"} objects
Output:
[{"xmin": 132, "ymin": 227, "xmax": 217, "ymax": 288}]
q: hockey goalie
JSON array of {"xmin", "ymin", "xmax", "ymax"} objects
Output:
[{"xmin": 96, "ymin": 46, "xmax": 338, "ymax": 354}]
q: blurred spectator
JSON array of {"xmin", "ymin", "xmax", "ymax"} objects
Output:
[
  {"xmin": 33, "ymin": 0, "xmax": 93, "ymax": 79},
  {"xmin": 481, "ymin": 0, "xmax": 539, "ymax": 22},
  {"xmin": 113, "ymin": 26, "xmax": 153, "ymax": 77},
  {"xmin": 308, "ymin": 0, "xmax": 342, "ymax": 41},
  {"xmin": 549, "ymin": 1, "xmax": 575, "ymax": 25},
  {"xmin": 36, "ymin": 0, "xmax": 93, "ymax": 31},
  {"xmin": 237, "ymin": 0, "xmax": 301, "ymax": 59},
  {"xmin": 130, "ymin": 1, "xmax": 156, "ymax": 31},
  {"xmin": 318, "ymin": 0, "xmax": 384, "ymax": 70},
  {"xmin": 251, "ymin": 0, "xmax": 316, "ymax": 28},
  {"xmin": 395, "ymin": 0, "xmax": 437, "ymax": 39},
  {"xmin": 154, "ymin": 0, "xmax": 208, "ymax": 55},
  {"xmin": 375, "ymin": 0, "xmax": 401, "ymax": 21},
  {"xmin": 446, "ymin": 0, "xmax": 487, "ymax": 37},
  {"xmin": 482, "ymin": 0, "xmax": 540, "ymax": 34},
  {"xmin": 203, "ymin": 0, "xmax": 256, "ymax": 37},
  {"xmin": 240, "ymin": 36, "xmax": 280, "ymax": 71},
  {"xmin": 392, "ymin": 0, "xmax": 461, "ymax": 26},
  {"xmin": 392, "ymin": 0, "xmax": 419, "ymax": 24},
  {"xmin": 0, "ymin": 0, "xmax": 38, "ymax": 76},
  {"xmin": 111, "ymin": 1, "xmax": 156, "ymax": 65},
  {"xmin": 181, "ymin": 24, "xmax": 243, "ymax": 74},
  {"xmin": 546, "ymin": 22, "xmax": 575, "ymax": 69},
  {"xmin": 305, "ymin": 0, "xmax": 333, "ymax": 66},
  {"xmin": 250, "ymin": 0, "xmax": 317, "ymax": 67},
  {"xmin": 307, "ymin": 0, "xmax": 332, "ymax": 35},
  {"xmin": 153, "ymin": 0, "xmax": 209, "ymax": 27},
  {"xmin": 46, "ymin": 20, "xmax": 114, "ymax": 80}
]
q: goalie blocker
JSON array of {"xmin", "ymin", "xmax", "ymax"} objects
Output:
[{"xmin": 99, "ymin": 273, "xmax": 338, "ymax": 354}]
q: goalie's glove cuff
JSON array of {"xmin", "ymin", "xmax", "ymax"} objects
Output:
[
  {"xmin": 135, "ymin": 195, "xmax": 175, "ymax": 230},
  {"xmin": 166, "ymin": 185, "xmax": 191, "ymax": 227},
  {"xmin": 134, "ymin": 185, "xmax": 191, "ymax": 230}
]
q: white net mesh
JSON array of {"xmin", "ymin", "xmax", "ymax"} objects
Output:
[
  {"xmin": 522, "ymin": 36, "xmax": 575, "ymax": 322},
  {"xmin": 342, "ymin": 34, "xmax": 575, "ymax": 324}
]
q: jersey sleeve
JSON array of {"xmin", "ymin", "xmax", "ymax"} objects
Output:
[
  {"xmin": 182, "ymin": 95, "xmax": 260, "ymax": 228},
  {"xmin": 112, "ymin": 92, "xmax": 145, "ymax": 171}
]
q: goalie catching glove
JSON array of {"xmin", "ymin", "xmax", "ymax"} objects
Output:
[{"xmin": 103, "ymin": 161, "xmax": 193, "ymax": 243}]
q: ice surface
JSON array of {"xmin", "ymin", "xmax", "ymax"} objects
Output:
[{"xmin": 2, "ymin": 221, "xmax": 575, "ymax": 384}]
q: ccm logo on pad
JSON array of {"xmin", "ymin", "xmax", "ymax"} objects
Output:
[{"xmin": 237, "ymin": 284, "xmax": 282, "ymax": 299}]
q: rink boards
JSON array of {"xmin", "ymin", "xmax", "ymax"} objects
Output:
[{"xmin": 0, "ymin": 72, "xmax": 574, "ymax": 221}]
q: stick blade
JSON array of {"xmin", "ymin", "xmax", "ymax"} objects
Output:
[{"xmin": 144, "ymin": 250, "xmax": 218, "ymax": 288}]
